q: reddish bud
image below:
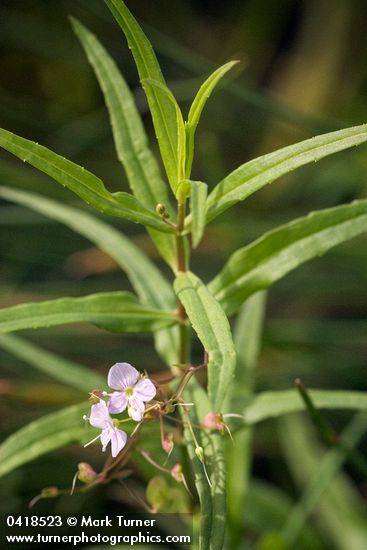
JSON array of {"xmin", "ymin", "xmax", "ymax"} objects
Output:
[
  {"xmin": 202, "ymin": 412, "xmax": 225, "ymax": 433},
  {"xmin": 162, "ymin": 432, "xmax": 174, "ymax": 454},
  {"xmin": 77, "ymin": 462, "xmax": 97, "ymax": 484},
  {"xmin": 171, "ymin": 463, "xmax": 184, "ymax": 483}
]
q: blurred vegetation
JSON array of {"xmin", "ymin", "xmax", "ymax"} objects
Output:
[{"xmin": 1, "ymin": 0, "xmax": 367, "ymax": 548}]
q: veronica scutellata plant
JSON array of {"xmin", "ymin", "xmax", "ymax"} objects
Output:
[{"xmin": 1, "ymin": 1, "xmax": 367, "ymax": 549}]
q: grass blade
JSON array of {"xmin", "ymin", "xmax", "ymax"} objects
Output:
[{"xmin": 279, "ymin": 414, "xmax": 367, "ymax": 549}]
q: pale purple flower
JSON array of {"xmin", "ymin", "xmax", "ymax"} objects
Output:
[
  {"xmin": 84, "ymin": 399, "xmax": 127, "ymax": 457},
  {"xmin": 106, "ymin": 362, "xmax": 156, "ymax": 421}
]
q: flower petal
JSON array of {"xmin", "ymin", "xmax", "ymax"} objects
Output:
[
  {"xmin": 110, "ymin": 428, "xmax": 127, "ymax": 457},
  {"xmin": 89, "ymin": 400, "xmax": 109, "ymax": 430},
  {"xmin": 128, "ymin": 395, "xmax": 145, "ymax": 412},
  {"xmin": 128, "ymin": 406, "xmax": 143, "ymax": 422},
  {"xmin": 108, "ymin": 362, "xmax": 139, "ymax": 390},
  {"xmin": 100, "ymin": 426, "xmax": 112, "ymax": 452},
  {"xmin": 107, "ymin": 391, "xmax": 128, "ymax": 414},
  {"xmin": 134, "ymin": 378, "xmax": 156, "ymax": 402}
]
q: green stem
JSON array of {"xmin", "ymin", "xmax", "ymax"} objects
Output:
[
  {"xmin": 176, "ymin": 196, "xmax": 190, "ymax": 365},
  {"xmin": 176, "ymin": 200, "xmax": 187, "ymax": 273}
]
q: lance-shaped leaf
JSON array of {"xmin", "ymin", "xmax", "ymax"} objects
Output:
[
  {"xmin": 142, "ymin": 78, "xmax": 186, "ymax": 188},
  {"xmin": 190, "ymin": 180, "xmax": 208, "ymax": 248},
  {"xmin": 70, "ymin": 17, "xmax": 169, "ymax": 210},
  {"xmin": 174, "ymin": 271, "xmax": 236, "ymax": 410},
  {"xmin": 243, "ymin": 389, "xmax": 367, "ymax": 426},
  {"xmin": 185, "ymin": 61, "xmax": 239, "ymax": 177},
  {"xmin": 0, "ymin": 186, "xmax": 179, "ymax": 371},
  {"xmin": 70, "ymin": 17, "xmax": 176, "ymax": 266},
  {"xmin": 0, "ymin": 186, "xmax": 175, "ymax": 311},
  {"xmin": 0, "ymin": 291, "xmax": 176, "ymax": 334},
  {"xmin": 210, "ymin": 199, "xmax": 367, "ymax": 315},
  {"xmin": 0, "ymin": 333, "xmax": 105, "ymax": 393},
  {"xmin": 0, "ymin": 128, "xmax": 172, "ymax": 232},
  {"xmin": 104, "ymin": 0, "xmax": 179, "ymax": 191},
  {"xmin": 206, "ymin": 123, "xmax": 367, "ymax": 222},
  {"xmin": 0, "ymin": 402, "xmax": 90, "ymax": 478}
]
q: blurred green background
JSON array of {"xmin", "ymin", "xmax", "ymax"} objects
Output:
[{"xmin": 1, "ymin": 1, "xmax": 367, "ymax": 548}]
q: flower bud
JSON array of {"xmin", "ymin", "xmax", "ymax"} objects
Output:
[
  {"xmin": 156, "ymin": 203, "xmax": 169, "ymax": 218},
  {"xmin": 202, "ymin": 412, "xmax": 225, "ymax": 433},
  {"xmin": 88, "ymin": 389, "xmax": 103, "ymax": 404},
  {"xmin": 170, "ymin": 463, "xmax": 184, "ymax": 482},
  {"xmin": 162, "ymin": 432, "xmax": 174, "ymax": 454},
  {"xmin": 41, "ymin": 486, "xmax": 59, "ymax": 498},
  {"xmin": 78, "ymin": 462, "xmax": 97, "ymax": 484}
]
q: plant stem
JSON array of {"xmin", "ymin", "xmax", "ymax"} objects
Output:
[
  {"xmin": 176, "ymin": 197, "xmax": 189, "ymax": 364},
  {"xmin": 176, "ymin": 199, "xmax": 187, "ymax": 273}
]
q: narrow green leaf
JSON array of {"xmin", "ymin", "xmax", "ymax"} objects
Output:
[
  {"xmin": 0, "ymin": 402, "xmax": 90, "ymax": 478},
  {"xmin": 185, "ymin": 61, "xmax": 239, "ymax": 176},
  {"xmin": 104, "ymin": 0, "xmax": 179, "ymax": 190},
  {"xmin": 190, "ymin": 180, "xmax": 208, "ymax": 248},
  {"xmin": 0, "ymin": 333, "xmax": 105, "ymax": 393},
  {"xmin": 0, "ymin": 128, "xmax": 171, "ymax": 232},
  {"xmin": 142, "ymin": 78, "xmax": 186, "ymax": 188},
  {"xmin": 206, "ymin": 123, "xmax": 367, "ymax": 222},
  {"xmin": 70, "ymin": 17, "xmax": 176, "ymax": 266},
  {"xmin": 243, "ymin": 389, "xmax": 367, "ymax": 426},
  {"xmin": 70, "ymin": 17, "xmax": 169, "ymax": 210},
  {"xmin": 0, "ymin": 292, "xmax": 176, "ymax": 334},
  {"xmin": 0, "ymin": 187, "xmax": 175, "ymax": 312},
  {"xmin": 210, "ymin": 199, "xmax": 367, "ymax": 315},
  {"xmin": 0, "ymin": 186, "xmax": 179, "ymax": 372},
  {"xmin": 174, "ymin": 271, "xmax": 236, "ymax": 410}
]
